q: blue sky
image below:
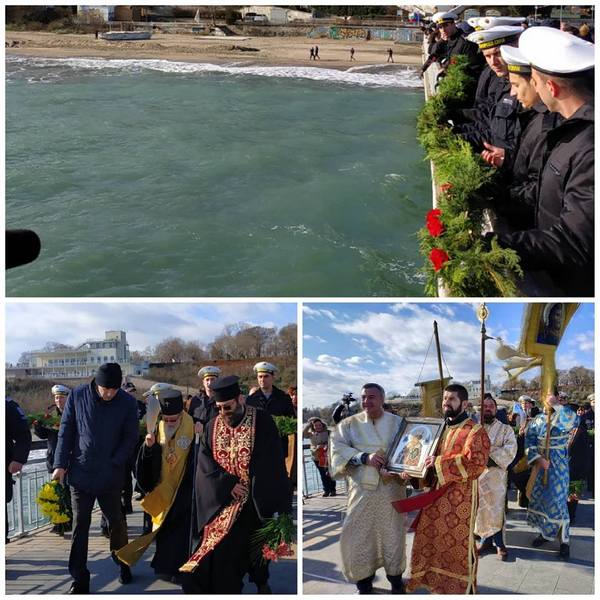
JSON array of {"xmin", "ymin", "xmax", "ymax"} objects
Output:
[
  {"xmin": 5, "ymin": 302, "xmax": 297, "ymax": 364},
  {"xmin": 303, "ymin": 302, "xmax": 594, "ymax": 408}
]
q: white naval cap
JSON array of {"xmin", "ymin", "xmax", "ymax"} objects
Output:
[
  {"xmin": 518, "ymin": 394, "xmax": 534, "ymax": 403},
  {"xmin": 519, "ymin": 26, "xmax": 594, "ymax": 75},
  {"xmin": 253, "ymin": 361, "xmax": 277, "ymax": 374},
  {"xmin": 52, "ymin": 384, "xmax": 71, "ymax": 396},
  {"xmin": 467, "ymin": 26, "xmax": 523, "ymax": 50},
  {"xmin": 198, "ymin": 365, "xmax": 222, "ymax": 379},
  {"xmin": 500, "ymin": 45, "xmax": 532, "ymax": 74},
  {"xmin": 476, "ymin": 16, "xmax": 526, "ymax": 30},
  {"xmin": 143, "ymin": 382, "xmax": 175, "ymax": 398},
  {"xmin": 431, "ymin": 11, "xmax": 457, "ymax": 24}
]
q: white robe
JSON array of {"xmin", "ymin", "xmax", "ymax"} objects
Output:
[
  {"xmin": 474, "ymin": 418, "xmax": 517, "ymax": 540},
  {"xmin": 329, "ymin": 411, "xmax": 406, "ymax": 582}
]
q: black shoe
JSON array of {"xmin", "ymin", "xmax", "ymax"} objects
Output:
[
  {"xmin": 330, "ymin": 491, "xmax": 337, "ymax": 497},
  {"xmin": 322, "ymin": 491, "xmax": 330, "ymax": 497},
  {"xmin": 559, "ymin": 544, "xmax": 570, "ymax": 560},
  {"xmin": 391, "ymin": 583, "xmax": 405, "ymax": 594},
  {"xmin": 100, "ymin": 526, "xmax": 110, "ymax": 539},
  {"xmin": 256, "ymin": 583, "xmax": 271, "ymax": 594},
  {"xmin": 119, "ymin": 563, "xmax": 133, "ymax": 584},
  {"xmin": 123, "ymin": 503, "xmax": 133, "ymax": 515},
  {"xmin": 63, "ymin": 522, "xmax": 72, "ymax": 533},
  {"xmin": 67, "ymin": 580, "xmax": 90, "ymax": 594},
  {"xmin": 532, "ymin": 535, "xmax": 548, "ymax": 548}
]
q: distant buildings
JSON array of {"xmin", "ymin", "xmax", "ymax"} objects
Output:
[
  {"xmin": 7, "ymin": 330, "xmax": 140, "ymax": 380},
  {"xmin": 240, "ymin": 6, "xmax": 313, "ymax": 24}
]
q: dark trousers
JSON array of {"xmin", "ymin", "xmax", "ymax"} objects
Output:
[
  {"xmin": 69, "ymin": 487, "xmax": 128, "ymax": 583},
  {"xmin": 481, "ymin": 530, "xmax": 505, "ymax": 549},
  {"xmin": 314, "ymin": 461, "xmax": 336, "ymax": 494}
]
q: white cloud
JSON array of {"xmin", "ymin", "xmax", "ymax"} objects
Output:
[
  {"xmin": 344, "ymin": 356, "xmax": 363, "ymax": 366},
  {"xmin": 304, "ymin": 334, "xmax": 326, "ymax": 343},
  {"xmin": 572, "ymin": 332, "xmax": 594, "ymax": 353},
  {"xmin": 303, "ymin": 306, "xmax": 337, "ymax": 321}
]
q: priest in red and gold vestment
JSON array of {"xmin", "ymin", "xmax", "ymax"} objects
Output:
[
  {"xmin": 180, "ymin": 375, "xmax": 291, "ymax": 594},
  {"xmin": 406, "ymin": 384, "xmax": 490, "ymax": 594}
]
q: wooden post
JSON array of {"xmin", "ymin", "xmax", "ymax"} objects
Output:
[{"xmin": 433, "ymin": 321, "xmax": 444, "ymax": 398}]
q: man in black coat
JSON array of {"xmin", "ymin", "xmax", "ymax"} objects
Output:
[
  {"xmin": 6, "ymin": 396, "xmax": 32, "ymax": 542},
  {"xmin": 180, "ymin": 376, "xmax": 291, "ymax": 594},
  {"xmin": 53, "ymin": 363, "xmax": 139, "ymax": 594},
  {"xmin": 187, "ymin": 365, "xmax": 221, "ymax": 430},
  {"xmin": 491, "ymin": 27, "xmax": 594, "ymax": 296},
  {"xmin": 422, "ymin": 11, "xmax": 483, "ymax": 82},
  {"xmin": 246, "ymin": 361, "xmax": 295, "ymax": 419}
]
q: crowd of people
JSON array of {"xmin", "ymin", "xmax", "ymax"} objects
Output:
[
  {"xmin": 324, "ymin": 381, "xmax": 594, "ymax": 593},
  {"xmin": 6, "ymin": 360, "xmax": 296, "ymax": 594},
  {"xmin": 421, "ymin": 11, "xmax": 594, "ymax": 296}
]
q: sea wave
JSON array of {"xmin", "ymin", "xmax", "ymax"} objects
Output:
[{"xmin": 6, "ymin": 55, "xmax": 423, "ymax": 88}]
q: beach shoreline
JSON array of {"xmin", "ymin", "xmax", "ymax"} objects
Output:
[{"xmin": 5, "ymin": 31, "xmax": 423, "ymax": 71}]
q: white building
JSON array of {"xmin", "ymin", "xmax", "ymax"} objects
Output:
[
  {"xmin": 12, "ymin": 330, "xmax": 132, "ymax": 379},
  {"xmin": 240, "ymin": 6, "xmax": 313, "ymax": 24}
]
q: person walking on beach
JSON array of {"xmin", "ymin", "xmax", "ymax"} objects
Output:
[
  {"xmin": 309, "ymin": 47, "xmax": 315, "ymax": 60},
  {"xmin": 314, "ymin": 45, "xmax": 320, "ymax": 59},
  {"xmin": 387, "ymin": 48, "xmax": 394, "ymax": 63},
  {"xmin": 350, "ymin": 47, "xmax": 355, "ymax": 61}
]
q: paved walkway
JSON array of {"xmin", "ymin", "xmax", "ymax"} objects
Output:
[
  {"xmin": 6, "ymin": 497, "xmax": 297, "ymax": 594},
  {"xmin": 303, "ymin": 488, "xmax": 594, "ymax": 594}
]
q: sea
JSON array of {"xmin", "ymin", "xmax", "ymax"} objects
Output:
[{"xmin": 6, "ymin": 56, "xmax": 430, "ymax": 297}]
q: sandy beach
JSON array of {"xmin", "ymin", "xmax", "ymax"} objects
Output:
[{"xmin": 6, "ymin": 31, "xmax": 422, "ymax": 69}]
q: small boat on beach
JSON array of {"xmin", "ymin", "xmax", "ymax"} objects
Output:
[{"xmin": 99, "ymin": 31, "xmax": 152, "ymax": 41}]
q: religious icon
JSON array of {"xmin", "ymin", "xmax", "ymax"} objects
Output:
[
  {"xmin": 385, "ymin": 417, "xmax": 445, "ymax": 478},
  {"xmin": 535, "ymin": 303, "xmax": 565, "ymax": 346}
]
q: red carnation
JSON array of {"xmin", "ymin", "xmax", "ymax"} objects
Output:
[
  {"xmin": 425, "ymin": 209, "xmax": 444, "ymax": 237},
  {"xmin": 440, "ymin": 183, "xmax": 453, "ymax": 194},
  {"xmin": 429, "ymin": 248, "xmax": 450, "ymax": 272}
]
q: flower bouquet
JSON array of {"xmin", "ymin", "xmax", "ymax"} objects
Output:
[
  {"xmin": 251, "ymin": 512, "xmax": 295, "ymax": 564},
  {"xmin": 28, "ymin": 411, "xmax": 61, "ymax": 429},
  {"xmin": 36, "ymin": 480, "xmax": 72, "ymax": 524}
]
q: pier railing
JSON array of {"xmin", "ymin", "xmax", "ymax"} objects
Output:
[
  {"xmin": 302, "ymin": 443, "xmax": 347, "ymax": 498},
  {"xmin": 7, "ymin": 459, "xmax": 51, "ymax": 539}
]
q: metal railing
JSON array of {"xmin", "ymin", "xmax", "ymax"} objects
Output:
[
  {"xmin": 7, "ymin": 460, "xmax": 51, "ymax": 539},
  {"xmin": 302, "ymin": 443, "xmax": 347, "ymax": 498}
]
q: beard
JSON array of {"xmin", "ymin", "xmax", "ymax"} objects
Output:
[
  {"xmin": 483, "ymin": 414, "xmax": 495, "ymax": 424},
  {"xmin": 164, "ymin": 418, "xmax": 181, "ymax": 439},
  {"xmin": 443, "ymin": 405, "xmax": 462, "ymax": 420}
]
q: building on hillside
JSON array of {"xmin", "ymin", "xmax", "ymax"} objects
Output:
[
  {"xmin": 77, "ymin": 5, "xmax": 115, "ymax": 23},
  {"xmin": 9, "ymin": 331, "xmax": 133, "ymax": 380},
  {"xmin": 459, "ymin": 375, "xmax": 497, "ymax": 400},
  {"xmin": 240, "ymin": 6, "xmax": 313, "ymax": 24}
]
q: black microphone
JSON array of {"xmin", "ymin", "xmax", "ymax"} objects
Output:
[{"xmin": 6, "ymin": 229, "xmax": 41, "ymax": 269}]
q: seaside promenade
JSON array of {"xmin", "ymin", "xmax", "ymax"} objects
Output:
[
  {"xmin": 6, "ymin": 497, "xmax": 297, "ymax": 595},
  {"xmin": 303, "ymin": 488, "xmax": 594, "ymax": 594}
]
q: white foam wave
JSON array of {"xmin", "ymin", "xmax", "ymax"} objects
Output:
[{"xmin": 7, "ymin": 55, "xmax": 423, "ymax": 88}]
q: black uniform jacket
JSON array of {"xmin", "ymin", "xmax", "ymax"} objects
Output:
[
  {"xmin": 497, "ymin": 103, "xmax": 594, "ymax": 296},
  {"xmin": 188, "ymin": 392, "xmax": 217, "ymax": 426},
  {"xmin": 33, "ymin": 405, "xmax": 62, "ymax": 473},
  {"xmin": 6, "ymin": 398, "xmax": 32, "ymax": 502},
  {"xmin": 246, "ymin": 386, "xmax": 295, "ymax": 418},
  {"xmin": 194, "ymin": 408, "xmax": 291, "ymax": 534},
  {"xmin": 495, "ymin": 103, "xmax": 562, "ymax": 228}
]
